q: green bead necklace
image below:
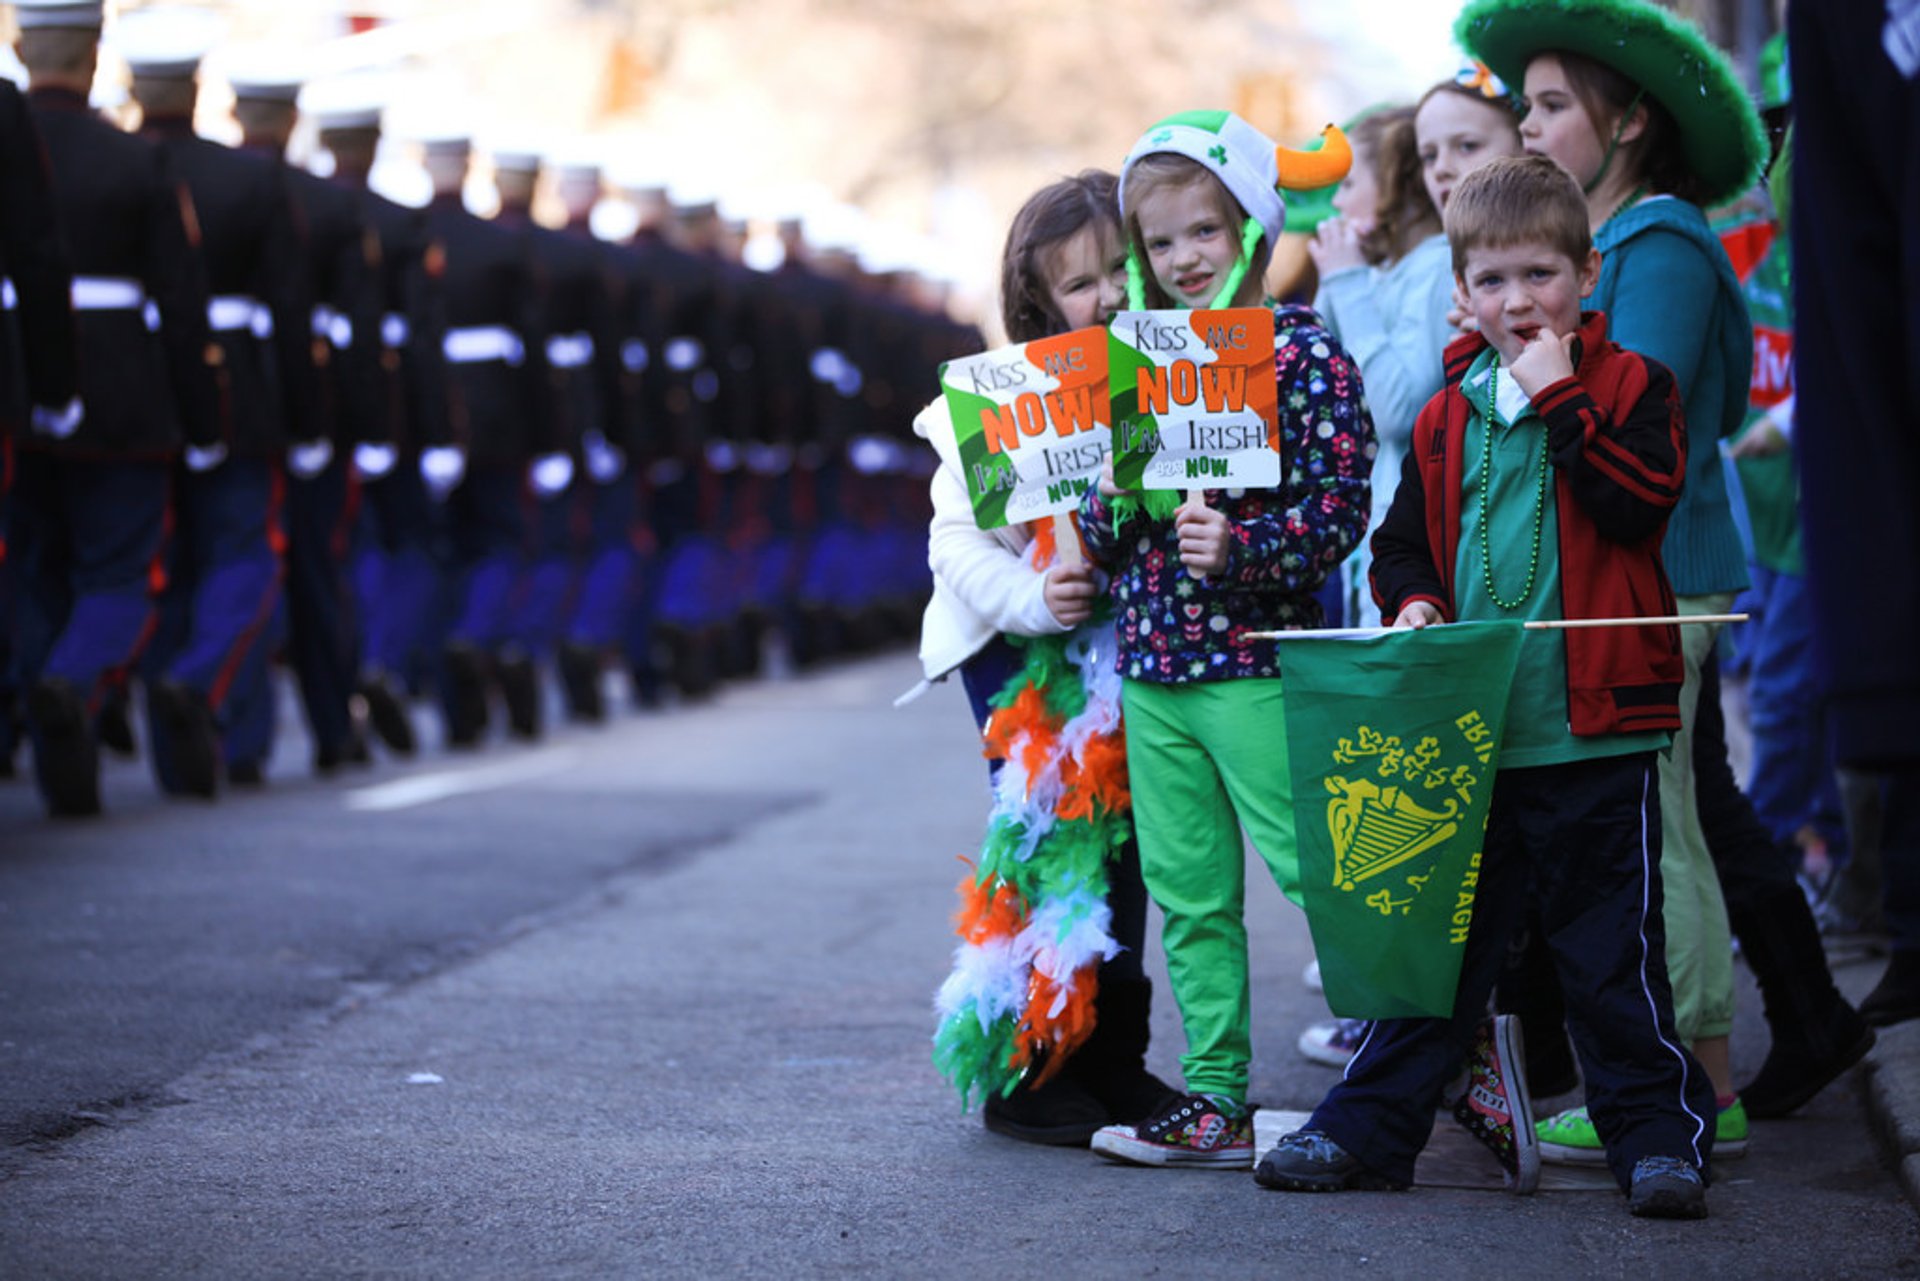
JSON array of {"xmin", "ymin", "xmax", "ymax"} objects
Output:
[{"xmin": 1478, "ymin": 359, "xmax": 1551, "ymax": 611}]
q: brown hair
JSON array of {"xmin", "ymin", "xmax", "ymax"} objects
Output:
[
  {"xmin": 1120, "ymin": 154, "xmax": 1270, "ymax": 309},
  {"xmin": 1444, "ymin": 154, "xmax": 1592, "ymax": 275},
  {"xmin": 130, "ymin": 75, "xmax": 197, "ymax": 122},
  {"xmin": 1548, "ymin": 50, "xmax": 1704, "ymax": 205},
  {"xmin": 998, "ymin": 170, "xmax": 1122, "ymax": 342},
  {"xmin": 1354, "ymin": 108, "xmax": 1441, "ymax": 265},
  {"xmin": 18, "ymin": 28, "xmax": 98, "ymax": 81}
]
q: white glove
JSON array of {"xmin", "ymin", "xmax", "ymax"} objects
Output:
[
  {"xmin": 583, "ymin": 431, "xmax": 626, "ymax": 484},
  {"xmin": 184, "ymin": 441, "xmax": 228, "ymax": 473},
  {"xmin": 288, "ymin": 438, "xmax": 334, "ymax": 480},
  {"xmin": 529, "ymin": 452, "xmax": 576, "ymax": 497},
  {"xmin": 354, "ymin": 442, "xmax": 398, "ymax": 479},
  {"xmin": 421, "ymin": 445, "xmax": 466, "ymax": 500},
  {"xmin": 29, "ymin": 396, "xmax": 84, "ymax": 440}
]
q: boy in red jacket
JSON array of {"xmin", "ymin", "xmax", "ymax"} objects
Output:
[{"xmin": 1255, "ymin": 156, "xmax": 1717, "ymax": 1219}]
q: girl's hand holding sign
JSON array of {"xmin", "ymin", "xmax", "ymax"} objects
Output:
[{"xmin": 1174, "ymin": 497, "xmax": 1231, "ymax": 577}]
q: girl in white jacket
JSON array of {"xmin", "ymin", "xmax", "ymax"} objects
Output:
[{"xmin": 917, "ymin": 171, "xmax": 1175, "ymax": 1145}]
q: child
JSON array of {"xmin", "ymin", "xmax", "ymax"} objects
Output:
[
  {"xmin": 1295, "ymin": 73, "xmax": 1527, "ymax": 1072},
  {"xmin": 916, "ymin": 171, "xmax": 1175, "ymax": 1145},
  {"xmin": 1310, "ymin": 107, "xmax": 1449, "ymax": 631},
  {"xmin": 1459, "ymin": 0, "xmax": 1771, "ymax": 1156},
  {"xmin": 1075, "ymin": 112, "xmax": 1374, "ymax": 1167},
  {"xmin": 1257, "ymin": 155, "xmax": 1716, "ymax": 1219}
]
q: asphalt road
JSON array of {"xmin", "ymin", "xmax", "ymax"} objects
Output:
[{"xmin": 1, "ymin": 653, "xmax": 1916, "ymax": 1277}]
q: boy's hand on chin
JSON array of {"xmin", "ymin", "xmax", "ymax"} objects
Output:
[
  {"xmin": 1174, "ymin": 500, "xmax": 1230, "ymax": 577},
  {"xmin": 1507, "ymin": 328, "xmax": 1579, "ymax": 399}
]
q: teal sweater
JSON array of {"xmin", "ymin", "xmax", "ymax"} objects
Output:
[{"xmin": 1591, "ymin": 196, "xmax": 1753, "ymax": 596}]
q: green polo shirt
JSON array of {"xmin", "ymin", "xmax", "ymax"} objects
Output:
[{"xmin": 1453, "ymin": 349, "xmax": 1670, "ymax": 768}]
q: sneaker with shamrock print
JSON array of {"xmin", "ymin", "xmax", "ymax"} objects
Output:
[{"xmin": 1090, "ymin": 1091, "xmax": 1253, "ymax": 1168}]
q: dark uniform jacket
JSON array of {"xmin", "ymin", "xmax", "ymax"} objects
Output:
[
  {"xmin": 352, "ymin": 185, "xmax": 451, "ymax": 453},
  {"xmin": 143, "ymin": 115, "xmax": 313, "ymax": 456},
  {"xmin": 503, "ymin": 206, "xmax": 611, "ymax": 461},
  {"xmin": 275, "ymin": 160, "xmax": 382, "ymax": 449},
  {"xmin": 427, "ymin": 193, "xmax": 552, "ymax": 466},
  {"xmin": 25, "ymin": 87, "xmax": 223, "ymax": 457},
  {"xmin": 0, "ymin": 79, "xmax": 77, "ymax": 433}
]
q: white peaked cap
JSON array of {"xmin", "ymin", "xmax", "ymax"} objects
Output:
[
  {"xmin": 303, "ymin": 70, "xmax": 388, "ymax": 131},
  {"xmin": 223, "ymin": 43, "xmax": 307, "ymax": 103},
  {"xmin": 11, "ymin": 1, "xmax": 104, "ymax": 31},
  {"xmin": 114, "ymin": 7, "xmax": 223, "ymax": 79}
]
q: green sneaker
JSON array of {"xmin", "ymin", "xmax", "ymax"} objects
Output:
[
  {"xmin": 1715, "ymin": 1096, "xmax": 1748, "ymax": 1158},
  {"xmin": 1538, "ymin": 1099, "xmax": 1747, "ymax": 1165},
  {"xmin": 1536, "ymin": 1106, "xmax": 1606, "ymax": 1166}
]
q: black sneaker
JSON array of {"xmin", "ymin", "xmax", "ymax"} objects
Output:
[
  {"xmin": 1628, "ymin": 1155, "xmax": 1708, "ymax": 1219},
  {"xmin": 1090, "ymin": 1092, "xmax": 1253, "ymax": 1168},
  {"xmin": 1254, "ymin": 1129, "xmax": 1410, "ymax": 1192}
]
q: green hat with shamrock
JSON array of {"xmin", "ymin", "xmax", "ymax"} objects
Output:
[
  {"xmin": 1456, "ymin": 0, "xmax": 1767, "ymax": 208},
  {"xmin": 1119, "ymin": 109, "xmax": 1350, "ymax": 307}
]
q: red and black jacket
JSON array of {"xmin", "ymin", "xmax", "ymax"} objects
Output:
[{"xmin": 1370, "ymin": 311, "xmax": 1688, "ymax": 737}]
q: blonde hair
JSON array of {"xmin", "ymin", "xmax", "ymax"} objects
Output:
[
  {"xmin": 1121, "ymin": 154, "xmax": 1270, "ymax": 308},
  {"xmin": 1444, "ymin": 154, "xmax": 1591, "ymax": 276}
]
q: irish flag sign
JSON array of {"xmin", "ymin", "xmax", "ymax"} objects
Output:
[
  {"xmin": 939, "ymin": 328, "xmax": 1111, "ymax": 530},
  {"xmin": 1276, "ymin": 622, "xmax": 1525, "ymax": 1019},
  {"xmin": 1109, "ymin": 307, "xmax": 1279, "ymax": 492}
]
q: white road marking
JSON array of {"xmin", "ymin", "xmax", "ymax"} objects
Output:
[{"xmin": 343, "ymin": 750, "xmax": 581, "ymax": 812}]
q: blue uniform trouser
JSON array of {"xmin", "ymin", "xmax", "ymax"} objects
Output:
[
  {"xmin": 6, "ymin": 452, "xmax": 170, "ymax": 711},
  {"xmin": 356, "ymin": 463, "xmax": 439, "ymax": 688},
  {"xmin": 1307, "ymin": 753, "xmax": 1716, "ymax": 1192},
  {"xmin": 283, "ymin": 457, "xmax": 357, "ymax": 758},
  {"xmin": 143, "ymin": 458, "xmax": 282, "ymax": 784},
  {"xmin": 569, "ymin": 474, "xmax": 637, "ymax": 649},
  {"xmin": 512, "ymin": 480, "xmax": 577, "ymax": 661},
  {"xmin": 443, "ymin": 464, "xmax": 525, "ymax": 649}
]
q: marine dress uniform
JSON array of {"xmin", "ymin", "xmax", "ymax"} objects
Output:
[
  {"xmin": 122, "ymin": 18, "xmax": 316, "ymax": 796},
  {"xmin": 0, "ymin": 76, "xmax": 78, "ymax": 778},
  {"xmin": 424, "ymin": 137, "xmax": 556, "ymax": 746},
  {"xmin": 232, "ymin": 66, "xmax": 381, "ymax": 775},
  {"xmin": 12, "ymin": 0, "xmax": 225, "ymax": 816}
]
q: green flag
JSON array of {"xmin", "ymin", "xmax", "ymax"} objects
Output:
[{"xmin": 1277, "ymin": 622, "xmax": 1525, "ymax": 1019}]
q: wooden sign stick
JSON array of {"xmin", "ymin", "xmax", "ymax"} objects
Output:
[{"xmin": 1050, "ymin": 510, "xmax": 1083, "ymax": 568}]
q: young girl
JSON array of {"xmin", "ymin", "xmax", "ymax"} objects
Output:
[
  {"xmin": 1075, "ymin": 112, "xmax": 1374, "ymax": 1167},
  {"xmin": 1297, "ymin": 75, "xmax": 1524, "ymax": 1070},
  {"xmin": 918, "ymin": 171, "xmax": 1175, "ymax": 1145},
  {"xmin": 1310, "ymin": 107, "xmax": 1448, "ymax": 631},
  {"xmin": 1459, "ymin": 0, "xmax": 1769, "ymax": 1160}
]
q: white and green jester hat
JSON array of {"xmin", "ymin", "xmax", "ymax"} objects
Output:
[{"xmin": 1117, "ymin": 109, "xmax": 1351, "ymax": 309}]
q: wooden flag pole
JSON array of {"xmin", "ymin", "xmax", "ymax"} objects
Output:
[
  {"xmin": 1242, "ymin": 614, "xmax": 1749, "ymax": 642},
  {"xmin": 1050, "ymin": 510, "xmax": 1083, "ymax": 568}
]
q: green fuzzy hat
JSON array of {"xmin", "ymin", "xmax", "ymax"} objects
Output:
[{"xmin": 1456, "ymin": 0, "xmax": 1768, "ymax": 208}]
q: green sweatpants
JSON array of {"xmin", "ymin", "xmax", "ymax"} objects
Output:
[
  {"xmin": 1122, "ymin": 677, "xmax": 1300, "ymax": 1101},
  {"xmin": 1661, "ymin": 592, "xmax": 1738, "ymax": 1042}
]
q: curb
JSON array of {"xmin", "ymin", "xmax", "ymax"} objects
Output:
[{"xmin": 1861, "ymin": 1019, "xmax": 1920, "ymax": 1211}]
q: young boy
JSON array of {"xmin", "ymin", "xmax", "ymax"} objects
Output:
[{"xmin": 1254, "ymin": 155, "xmax": 1718, "ymax": 1219}]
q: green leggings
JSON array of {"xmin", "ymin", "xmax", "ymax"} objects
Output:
[{"xmin": 1122, "ymin": 677, "xmax": 1300, "ymax": 1101}]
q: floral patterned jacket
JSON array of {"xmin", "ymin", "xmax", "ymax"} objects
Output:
[{"xmin": 1078, "ymin": 302, "xmax": 1374, "ymax": 683}]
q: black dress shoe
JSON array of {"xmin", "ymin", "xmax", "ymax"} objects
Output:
[
  {"xmin": 27, "ymin": 679, "xmax": 102, "ymax": 817},
  {"xmin": 359, "ymin": 672, "xmax": 416, "ymax": 755},
  {"xmin": 151, "ymin": 679, "xmax": 218, "ymax": 799},
  {"xmin": 557, "ymin": 642, "xmax": 604, "ymax": 723},
  {"xmin": 496, "ymin": 649, "xmax": 540, "ymax": 741},
  {"xmin": 227, "ymin": 759, "xmax": 266, "ymax": 787},
  {"xmin": 442, "ymin": 641, "xmax": 490, "ymax": 748},
  {"xmin": 94, "ymin": 690, "xmax": 138, "ymax": 758}
]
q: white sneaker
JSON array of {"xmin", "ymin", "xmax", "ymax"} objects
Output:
[
  {"xmin": 1302, "ymin": 959, "xmax": 1323, "ymax": 992},
  {"xmin": 1296, "ymin": 1018, "xmax": 1370, "ymax": 1068}
]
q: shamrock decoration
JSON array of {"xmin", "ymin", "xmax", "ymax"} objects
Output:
[
  {"xmin": 1151, "ymin": 129, "xmax": 1173, "ymax": 144},
  {"xmin": 1208, "ymin": 143, "xmax": 1228, "ymax": 165}
]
